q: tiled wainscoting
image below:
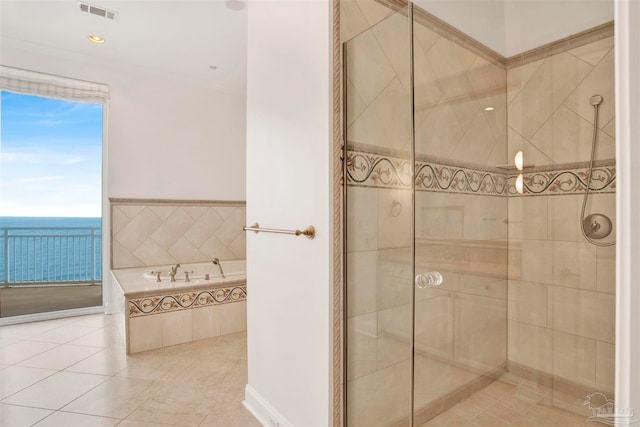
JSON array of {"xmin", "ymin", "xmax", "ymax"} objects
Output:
[{"xmin": 110, "ymin": 199, "xmax": 246, "ymax": 269}]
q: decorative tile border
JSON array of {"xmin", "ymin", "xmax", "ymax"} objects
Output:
[
  {"xmin": 416, "ymin": 163, "xmax": 507, "ymax": 195},
  {"xmin": 347, "ymin": 148, "xmax": 615, "ymax": 196},
  {"xmin": 128, "ymin": 285, "xmax": 247, "ymax": 317},
  {"xmin": 346, "ymin": 149, "xmax": 412, "ymax": 189},
  {"xmin": 507, "ymin": 164, "xmax": 616, "ymax": 196}
]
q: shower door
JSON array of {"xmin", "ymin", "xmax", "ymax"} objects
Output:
[
  {"xmin": 410, "ymin": 3, "xmax": 508, "ymax": 424},
  {"xmin": 344, "ymin": 6, "xmax": 415, "ymax": 426},
  {"xmin": 345, "ymin": 2, "xmax": 616, "ymax": 426},
  {"xmin": 344, "ymin": 4, "xmax": 508, "ymax": 426}
]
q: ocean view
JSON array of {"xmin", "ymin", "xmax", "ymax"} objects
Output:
[{"xmin": 0, "ymin": 217, "xmax": 102, "ymax": 284}]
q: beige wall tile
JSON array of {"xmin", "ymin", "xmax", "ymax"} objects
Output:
[
  {"xmin": 150, "ymin": 206, "xmax": 199, "ymax": 249},
  {"xmin": 455, "ymin": 294, "xmax": 507, "ymax": 372},
  {"xmin": 508, "ymin": 58, "xmax": 553, "ymax": 140},
  {"xmin": 531, "ymin": 106, "xmax": 615, "ymax": 164},
  {"xmin": 596, "ymin": 246, "xmax": 616, "ymax": 294},
  {"xmin": 373, "ymin": 13, "xmax": 410, "ymax": 94},
  {"xmin": 355, "ymin": 0, "xmax": 393, "ymax": 27},
  {"xmin": 508, "ymin": 196, "xmax": 548, "ymax": 240},
  {"xmin": 508, "ymin": 280, "xmax": 547, "ymax": 328},
  {"xmin": 347, "ymin": 313, "xmax": 378, "ymax": 381},
  {"xmin": 112, "ymin": 204, "xmax": 246, "ymax": 269},
  {"xmin": 553, "ymin": 241, "xmax": 597, "ymax": 290},
  {"xmin": 340, "ymin": 0, "xmax": 369, "ymax": 43},
  {"xmin": 414, "ymin": 291, "xmax": 454, "ymax": 359},
  {"xmin": 129, "ymin": 316, "xmax": 162, "ymax": 353},
  {"xmin": 115, "ymin": 207, "xmax": 163, "ymax": 253},
  {"xmin": 376, "ymin": 248, "xmax": 412, "ymax": 311},
  {"xmin": 549, "ymin": 52, "xmax": 594, "ymax": 111},
  {"xmin": 563, "ymin": 49, "xmax": 615, "ymax": 128},
  {"xmin": 459, "ymin": 275, "xmax": 507, "ymax": 300},
  {"xmin": 345, "ymin": 30, "xmax": 396, "ymax": 106},
  {"xmin": 508, "ymin": 320, "xmax": 553, "ymax": 373},
  {"xmin": 415, "ymin": 103, "xmax": 464, "ymax": 159},
  {"xmin": 507, "ymin": 127, "xmax": 553, "ymax": 168},
  {"xmin": 192, "ymin": 305, "xmax": 221, "ymax": 341},
  {"xmin": 568, "ymin": 36, "xmax": 614, "ymax": 66},
  {"xmin": 548, "ymin": 195, "xmax": 582, "ymax": 242},
  {"xmin": 520, "ymin": 240, "xmax": 554, "ymax": 285},
  {"xmin": 346, "ymin": 78, "xmax": 368, "ymax": 128},
  {"xmin": 415, "ymin": 192, "xmax": 464, "ymax": 239},
  {"xmin": 348, "ymin": 77, "xmax": 411, "ymax": 152},
  {"xmin": 595, "ymin": 341, "xmax": 615, "ymax": 393},
  {"xmin": 550, "ymin": 287, "xmax": 615, "ymax": 343},
  {"xmin": 377, "ymin": 189, "xmax": 412, "ymax": 249},
  {"xmin": 413, "ymin": 40, "xmax": 445, "ymax": 111},
  {"xmin": 377, "ymin": 304, "xmax": 411, "ymax": 370},
  {"xmin": 346, "ymin": 250, "xmax": 378, "ymax": 317},
  {"xmin": 346, "ymin": 187, "xmax": 378, "ymax": 252},
  {"xmin": 507, "ymin": 59, "xmax": 544, "ymax": 104},
  {"xmin": 219, "ymin": 301, "xmax": 247, "ymax": 335},
  {"xmin": 552, "ymin": 330, "xmax": 596, "ymax": 387}
]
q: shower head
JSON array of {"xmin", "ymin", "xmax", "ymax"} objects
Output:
[{"xmin": 590, "ymin": 95, "xmax": 603, "ymax": 106}]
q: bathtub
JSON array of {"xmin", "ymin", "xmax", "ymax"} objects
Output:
[{"xmin": 111, "ymin": 260, "xmax": 246, "ymax": 354}]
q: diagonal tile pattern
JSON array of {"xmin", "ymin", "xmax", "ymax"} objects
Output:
[
  {"xmin": 0, "ymin": 314, "xmax": 259, "ymax": 427},
  {"xmin": 112, "ymin": 203, "xmax": 246, "ymax": 269}
]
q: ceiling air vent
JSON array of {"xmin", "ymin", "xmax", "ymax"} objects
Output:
[{"xmin": 78, "ymin": 2, "xmax": 118, "ymax": 21}]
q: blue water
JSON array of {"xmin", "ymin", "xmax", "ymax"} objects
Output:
[{"xmin": 0, "ymin": 217, "xmax": 102, "ymax": 284}]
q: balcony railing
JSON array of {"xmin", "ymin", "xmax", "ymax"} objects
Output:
[{"xmin": 1, "ymin": 227, "xmax": 102, "ymax": 287}]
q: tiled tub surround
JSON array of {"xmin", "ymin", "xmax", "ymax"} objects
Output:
[
  {"xmin": 111, "ymin": 260, "xmax": 247, "ymax": 354},
  {"xmin": 111, "ymin": 199, "xmax": 246, "ymax": 269}
]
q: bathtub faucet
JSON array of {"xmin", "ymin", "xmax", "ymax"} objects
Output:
[
  {"xmin": 169, "ymin": 263, "xmax": 181, "ymax": 282},
  {"xmin": 212, "ymin": 258, "xmax": 225, "ymax": 278}
]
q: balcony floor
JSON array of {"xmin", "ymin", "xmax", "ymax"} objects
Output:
[{"xmin": 0, "ymin": 285, "xmax": 102, "ymax": 318}]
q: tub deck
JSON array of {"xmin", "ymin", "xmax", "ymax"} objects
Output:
[{"xmin": 111, "ymin": 260, "xmax": 247, "ymax": 354}]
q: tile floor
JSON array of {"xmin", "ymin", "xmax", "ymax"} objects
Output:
[
  {"xmin": 0, "ymin": 314, "xmax": 260, "ymax": 427},
  {"xmin": 420, "ymin": 373, "xmax": 602, "ymax": 427}
]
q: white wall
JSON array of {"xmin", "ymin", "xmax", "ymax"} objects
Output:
[
  {"xmin": 615, "ymin": 0, "xmax": 640, "ymax": 421},
  {"xmin": 244, "ymin": 0, "xmax": 332, "ymax": 426},
  {"xmin": 0, "ymin": 41, "xmax": 247, "ymax": 201}
]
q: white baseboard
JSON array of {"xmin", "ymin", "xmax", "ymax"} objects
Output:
[
  {"xmin": 0, "ymin": 306, "xmax": 104, "ymax": 326},
  {"xmin": 243, "ymin": 384, "xmax": 293, "ymax": 427}
]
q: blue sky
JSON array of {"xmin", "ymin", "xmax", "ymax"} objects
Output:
[{"xmin": 0, "ymin": 91, "xmax": 103, "ymax": 217}]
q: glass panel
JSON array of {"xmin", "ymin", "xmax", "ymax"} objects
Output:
[
  {"xmin": 344, "ymin": 7, "xmax": 414, "ymax": 427},
  {"xmin": 411, "ymin": 3, "xmax": 509, "ymax": 424}
]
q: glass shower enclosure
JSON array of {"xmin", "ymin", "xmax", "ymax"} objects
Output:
[{"xmin": 344, "ymin": 3, "xmax": 616, "ymax": 426}]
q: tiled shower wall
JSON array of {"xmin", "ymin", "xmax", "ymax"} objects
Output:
[
  {"xmin": 111, "ymin": 200, "xmax": 246, "ymax": 269},
  {"xmin": 506, "ymin": 34, "xmax": 616, "ymax": 396}
]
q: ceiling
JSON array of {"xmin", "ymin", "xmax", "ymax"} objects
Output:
[
  {"xmin": 0, "ymin": 0, "xmax": 613, "ymax": 93},
  {"xmin": 414, "ymin": 0, "xmax": 614, "ymax": 57},
  {"xmin": 0, "ymin": 0, "xmax": 248, "ymax": 93}
]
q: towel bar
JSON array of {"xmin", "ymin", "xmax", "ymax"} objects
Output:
[{"xmin": 242, "ymin": 223, "xmax": 315, "ymax": 240}]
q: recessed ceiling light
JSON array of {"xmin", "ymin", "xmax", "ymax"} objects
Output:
[
  {"xmin": 88, "ymin": 35, "xmax": 105, "ymax": 44},
  {"xmin": 209, "ymin": 65, "xmax": 218, "ymax": 70},
  {"xmin": 484, "ymin": 106, "xmax": 495, "ymax": 111}
]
